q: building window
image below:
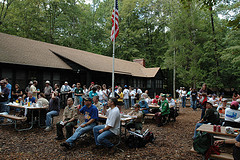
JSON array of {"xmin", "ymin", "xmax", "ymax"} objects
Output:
[
  {"xmin": 156, "ymin": 79, "xmax": 163, "ymax": 89},
  {"xmin": 147, "ymin": 79, "xmax": 151, "ymax": 88},
  {"xmin": 28, "ymin": 71, "xmax": 37, "ymax": 80},
  {"xmin": 53, "ymin": 72, "xmax": 60, "ymax": 86},
  {"xmin": 133, "ymin": 79, "xmax": 136, "ymax": 87},
  {"xmin": 2, "ymin": 68, "xmax": 13, "ymax": 83},
  {"xmin": 121, "ymin": 78, "xmax": 124, "ymax": 86},
  {"xmin": 16, "ymin": 70, "xmax": 26, "ymax": 90}
]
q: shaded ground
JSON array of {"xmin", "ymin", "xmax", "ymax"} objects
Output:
[{"xmin": 0, "ymin": 107, "xmax": 204, "ymax": 160}]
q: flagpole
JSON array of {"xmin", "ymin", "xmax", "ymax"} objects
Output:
[{"xmin": 112, "ymin": 0, "xmax": 116, "ymax": 97}]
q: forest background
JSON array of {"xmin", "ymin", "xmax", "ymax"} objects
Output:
[{"xmin": 0, "ymin": 0, "xmax": 239, "ymax": 93}]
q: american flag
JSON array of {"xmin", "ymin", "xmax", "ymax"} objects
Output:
[{"xmin": 111, "ymin": 0, "xmax": 119, "ymax": 41}]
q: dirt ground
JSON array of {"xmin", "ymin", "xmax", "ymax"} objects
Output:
[{"xmin": 0, "ymin": 107, "xmax": 206, "ymax": 160}]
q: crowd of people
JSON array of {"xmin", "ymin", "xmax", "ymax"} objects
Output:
[
  {"xmin": 184, "ymin": 83, "xmax": 240, "ymax": 159},
  {"xmin": 0, "ymin": 78, "xmax": 179, "ymax": 151},
  {"xmin": 2, "ymin": 78, "xmax": 239, "ymax": 156}
]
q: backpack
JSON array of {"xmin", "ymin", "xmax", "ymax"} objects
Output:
[
  {"xmin": 125, "ymin": 129, "xmax": 155, "ymax": 148},
  {"xmin": 193, "ymin": 132, "xmax": 213, "ymax": 154}
]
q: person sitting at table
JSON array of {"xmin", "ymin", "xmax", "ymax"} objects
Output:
[
  {"xmin": 45, "ymin": 91, "xmax": 60, "ymax": 131},
  {"xmin": 37, "ymin": 93, "xmax": 49, "ymax": 125},
  {"xmin": 214, "ymin": 133, "xmax": 240, "ymax": 160},
  {"xmin": 37, "ymin": 93, "xmax": 49, "ymax": 106},
  {"xmin": 210, "ymin": 94, "xmax": 218, "ymax": 105},
  {"xmin": 152, "ymin": 95, "xmax": 160, "ymax": 105},
  {"xmin": 167, "ymin": 94, "xmax": 177, "ymax": 121},
  {"xmin": 217, "ymin": 98, "xmax": 228, "ymax": 115},
  {"xmin": 167, "ymin": 94, "xmax": 175, "ymax": 108},
  {"xmin": 155, "ymin": 94, "xmax": 170, "ymax": 127},
  {"xmin": 93, "ymin": 96, "xmax": 102, "ymax": 111},
  {"xmin": 126, "ymin": 104, "xmax": 143, "ymax": 133},
  {"xmin": 55, "ymin": 98, "xmax": 78, "ymax": 140},
  {"xmin": 93, "ymin": 97, "xmax": 120, "ymax": 153},
  {"xmin": 223, "ymin": 101, "xmax": 240, "ymax": 128},
  {"xmin": 60, "ymin": 97, "xmax": 98, "ymax": 149},
  {"xmin": 139, "ymin": 97, "xmax": 149, "ymax": 116},
  {"xmin": 23, "ymin": 91, "xmax": 36, "ymax": 103},
  {"xmin": 193, "ymin": 100, "xmax": 220, "ymax": 139}
]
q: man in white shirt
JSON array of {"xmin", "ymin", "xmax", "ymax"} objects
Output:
[
  {"xmin": 130, "ymin": 87, "xmax": 136, "ymax": 107},
  {"xmin": 181, "ymin": 87, "xmax": 187, "ymax": 108},
  {"xmin": 224, "ymin": 101, "xmax": 240, "ymax": 128},
  {"xmin": 123, "ymin": 85, "xmax": 129, "ymax": 109},
  {"xmin": 30, "ymin": 80, "xmax": 40, "ymax": 98},
  {"xmin": 60, "ymin": 81, "xmax": 71, "ymax": 93},
  {"xmin": 93, "ymin": 97, "xmax": 120, "ymax": 153},
  {"xmin": 167, "ymin": 94, "xmax": 175, "ymax": 108}
]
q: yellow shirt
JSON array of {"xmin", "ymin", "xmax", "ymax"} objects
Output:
[{"xmin": 118, "ymin": 92, "xmax": 123, "ymax": 102}]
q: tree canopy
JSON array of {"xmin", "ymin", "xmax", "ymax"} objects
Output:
[{"xmin": 0, "ymin": 0, "xmax": 239, "ymax": 92}]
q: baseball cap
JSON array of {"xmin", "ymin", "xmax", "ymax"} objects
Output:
[
  {"xmin": 231, "ymin": 101, "xmax": 239, "ymax": 107},
  {"xmin": 167, "ymin": 94, "xmax": 172, "ymax": 97},
  {"xmin": 161, "ymin": 94, "xmax": 167, "ymax": 98},
  {"xmin": 206, "ymin": 100, "xmax": 213, "ymax": 106},
  {"xmin": 222, "ymin": 98, "xmax": 227, "ymax": 102},
  {"xmin": 124, "ymin": 85, "xmax": 128, "ymax": 88},
  {"xmin": 84, "ymin": 97, "xmax": 92, "ymax": 101},
  {"xmin": 155, "ymin": 95, "xmax": 159, "ymax": 99},
  {"xmin": 45, "ymin": 80, "xmax": 50, "ymax": 84}
]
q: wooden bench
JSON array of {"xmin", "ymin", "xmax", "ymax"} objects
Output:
[
  {"xmin": 0, "ymin": 114, "xmax": 27, "ymax": 121},
  {"xmin": 214, "ymin": 136, "xmax": 235, "ymax": 141},
  {"xmin": 190, "ymin": 148, "xmax": 233, "ymax": 160},
  {"xmin": 0, "ymin": 114, "xmax": 28, "ymax": 131}
]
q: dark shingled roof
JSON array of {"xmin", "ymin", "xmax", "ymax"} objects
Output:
[{"xmin": 0, "ymin": 32, "xmax": 160, "ymax": 77}]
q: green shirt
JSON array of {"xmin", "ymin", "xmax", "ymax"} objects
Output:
[
  {"xmin": 161, "ymin": 99, "xmax": 170, "ymax": 116},
  {"xmin": 75, "ymin": 88, "xmax": 83, "ymax": 95}
]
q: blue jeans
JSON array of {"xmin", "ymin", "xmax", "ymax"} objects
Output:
[
  {"xmin": 190, "ymin": 97, "xmax": 193, "ymax": 108},
  {"xmin": 66, "ymin": 122, "xmax": 97, "ymax": 146},
  {"xmin": 124, "ymin": 99, "xmax": 130, "ymax": 109},
  {"xmin": 93, "ymin": 125, "xmax": 115, "ymax": 148},
  {"xmin": 201, "ymin": 107, "xmax": 206, "ymax": 120},
  {"xmin": 0, "ymin": 101, "xmax": 8, "ymax": 121},
  {"xmin": 131, "ymin": 99, "xmax": 135, "ymax": 107},
  {"xmin": 192, "ymin": 100, "xmax": 197, "ymax": 110},
  {"xmin": 46, "ymin": 110, "xmax": 59, "ymax": 127},
  {"xmin": 193, "ymin": 123, "xmax": 204, "ymax": 138},
  {"xmin": 182, "ymin": 96, "xmax": 186, "ymax": 108}
]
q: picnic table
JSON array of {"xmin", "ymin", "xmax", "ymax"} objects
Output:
[
  {"xmin": 2, "ymin": 103, "xmax": 48, "ymax": 131},
  {"xmin": 148, "ymin": 104, "xmax": 160, "ymax": 108},
  {"xmin": 196, "ymin": 124, "xmax": 239, "ymax": 137}
]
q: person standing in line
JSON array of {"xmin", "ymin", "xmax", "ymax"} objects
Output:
[
  {"xmin": 191, "ymin": 88, "xmax": 198, "ymax": 111},
  {"xmin": 30, "ymin": 80, "xmax": 40, "ymax": 99},
  {"xmin": 181, "ymin": 87, "xmax": 187, "ymax": 108},
  {"xmin": 199, "ymin": 83, "xmax": 208, "ymax": 119},
  {"xmin": 123, "ymin": 85, "xmax": 130, "ymax": 109},
  {"xmin": 44, "ymin": 81, "xmax": 52, "ymax": 101},
  {"xmin": 130, "ymin": 87, "xmax": 136, "ymax": 107}
]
